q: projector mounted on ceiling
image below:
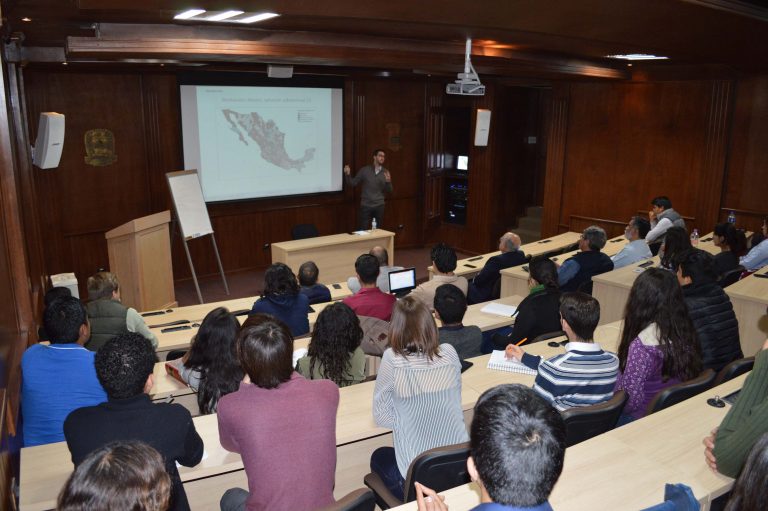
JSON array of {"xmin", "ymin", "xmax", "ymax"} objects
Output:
[{"xmin": 446, "ymin": 39, "xmax": 485, "ymax": 96}]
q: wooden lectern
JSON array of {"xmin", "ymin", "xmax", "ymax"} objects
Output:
[{"xmin": 105, "ymin": 211, "xmax": 176, "ymax": 311}]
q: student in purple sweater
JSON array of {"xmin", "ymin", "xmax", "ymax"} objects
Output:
[
  {"xmin": 614, "ymin": 268, "xmax": 702, "ymax": 424},
  {"xmin": 217, "ymin": 318, "xmax": 340, "ymax": 511}
]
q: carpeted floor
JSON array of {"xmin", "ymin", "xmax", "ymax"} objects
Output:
[{"xmin": 174, "ymin": 246, "xmax": 473, "ymax": 306}]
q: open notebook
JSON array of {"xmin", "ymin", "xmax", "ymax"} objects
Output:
[{"xmin": 486, "ymin": 350, "xmax": 537, "ymax": 375}]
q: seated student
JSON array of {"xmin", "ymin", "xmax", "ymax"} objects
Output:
[
  {"xmin": 410, "ymin": 243, "xmax": 468, "ymax": 308},
  {"xmin": 297, "ymin": 261, "xmax": 332, "ymax": 305},
  {"xmin": 492, "ymin": 258, "xmax": 562, "ymax": 350},
  {"xmin": 722, "ymin": 432, "xmax": 768, "ymax": 511},
  {"xmin": 704, "ymin": 337, "xmax": 768, "ymax": 479},
  {"xmin": 37, "ymin": 286, "xmax": 71, "ymax": 341},
  {"xmin": 712, "ymin": 222, "xmax": 748, "ymax": 277},
  {"xmin": 646, "ymin": 195, "xmax": 686, "ymax": 244},
  {"xmin": 658, "ymin": 226, "xmax": 692, "ymax": 270},
  {"xmin": 57, "ymin": 440, "xmax": 171, "ymax": 511},
  {"xmin": 740, "ymin": 217, "xmax": 768, "ymax": 272},
  {"xmin": 467, "ymin": 232, "xmax": 526, "ymax": 304},
  {"xmin": 296, "ymin": 302, "xmax": 367, "ymax": 387},
  {"xmin": 611, "ymin": 216, "xmax": 652, "ymax": 269},
  {"xmin": 64, "ymin": 333, "xmax": 204, "ymax": 511},
  {"xmin": 347, "ymin": 246, "xmax": 403, "ymax": 294},
  {"xmin": 434, "ymin": 284, "xmax": 482, "ymax": 360},
  {"xmin": 167, "ymin": 307, "xmax": 243, "ymax": 414},
  {"xmin": 21, "ymin": 296, "xmax": 107, "ymax": 446},
  {"xmin": 250, "ymin": 262, "xmax": 310, "ymax": 337},
  {"xmin": 674, "ymin": 249, "xmax": 742, "ymax": 371},
  {"xmin": 371, "ymin": 296, "xmax": 468, "ymax": 501},
  {"xmin": 414, "ymin": 384, "xmax": 567, "ymax": 511},
  {"xmin": 614, "ymin": 268, "xmax": 702, "ymax": 423},
  {"xmin": 506, "ymin": 292, "xmax": 619, "ymax": 410},
  {"xmin": 218, "ymin": 319, "xmax": 339, "ymax": 511},
  {"xmin": 343, "ymin": 253, "xmax": 397, "ymax": 321},
  {"xmin": 85, "ymin": 271, "xmax": 158, "ymax": 351},
  {"xmin": 557, "ymin": 225, "xmax": 614, "ymax": 294}
]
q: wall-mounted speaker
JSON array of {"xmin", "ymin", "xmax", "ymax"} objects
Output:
[
  {"xmin": 32, "ymin": 112, "xmax": 65, "ymax": 169},
  {"xmin": 474, "ymin": 108, "xmax": 492, "ymax": 146}
]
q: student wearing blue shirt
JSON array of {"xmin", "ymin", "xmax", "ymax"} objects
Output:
[
  {"xmin": 21, "ymin": 296, "xmax": 106, "ymax": 446},
  {"xmin": 414, "ymin": 384, "xmax": 566, "ymax": 511}
]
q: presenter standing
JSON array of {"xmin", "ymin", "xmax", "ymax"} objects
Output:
[{"xmin": 344, "ymin": 149, "xmax": 393, "ymax": 230}]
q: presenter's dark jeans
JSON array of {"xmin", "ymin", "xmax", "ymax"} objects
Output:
[
  {"xmin": 359, "ymin": 204, "xmax": 385, "ymax": 231},
  {"xmin": 370, "ymin": 446, "xmax": 405, "ymax": 501}
]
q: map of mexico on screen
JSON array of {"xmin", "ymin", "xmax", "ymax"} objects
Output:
[{"xmin": 181, "ymin": 85, "xmax": 343, "ymax": 202}]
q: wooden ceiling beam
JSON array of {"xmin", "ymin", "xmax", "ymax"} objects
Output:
[{"xmin": 64, "ymin": 24, "xmax": 627, "ymax": 80}]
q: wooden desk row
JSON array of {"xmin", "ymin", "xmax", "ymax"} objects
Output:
[
  {"xmin": 431, "ymin": 231, "xmax": 583, "ymax": 280},
  {"xmin": 23, "ymin": 299, "xmax": 618, "ymax": 511},
  {"xmin": 393, "ymin": 373, "xmax": 745, "ymax": 511},
  {"xmin": 726, "ymin": 264, "xmax": 768, "ymax": 357},
  {"xmin": 500, "ymin": 234, "xmax": 630, "ymax": 299}
]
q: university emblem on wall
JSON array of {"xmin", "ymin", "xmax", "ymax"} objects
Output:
[
  {"xmin": 385, "ymin": 123, "xmax": 401, "ymax": 152},
  {"xmin": 84, "ymin": 129, "xmax": 117, "ymax": 166}
]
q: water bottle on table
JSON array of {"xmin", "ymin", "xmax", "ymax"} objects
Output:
[{"xmin": 691, "ymin": 228, "xmax": 699, "ymax": 246}]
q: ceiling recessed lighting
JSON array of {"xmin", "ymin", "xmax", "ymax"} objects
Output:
[
  {"xmin": 206, "ymin": 10, "xmax": 244, "ymax": 22},
  {"xmin": 174, "ymin": 9, "xmax": 206, "ymax": 20},
  {"xmin": 62, "ymin": 62, "xmax": 68, "ymax": 66},
  {"xmin": 21, "ymin": 17, "xmax": 32, "ymax": 22},
  {"xmin": 237, "ymin": 12, "xmax": 280, "ymax": 24},
  {"xmin": 627, "ymin": 63, "xmax": 633, "ymax": 67},
  {"xmin": 606, "ymin": 54, "xmax": 669, "ymax": 61}
]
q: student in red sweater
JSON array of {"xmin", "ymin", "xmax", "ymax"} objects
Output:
[{"xmin": 217, "ymin": 318, "xmax": 340, "ymax": 511}]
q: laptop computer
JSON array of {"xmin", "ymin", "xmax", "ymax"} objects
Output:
[{"xmin": 388, "ymin": 267, "xmax": 417, "ymax": 298}]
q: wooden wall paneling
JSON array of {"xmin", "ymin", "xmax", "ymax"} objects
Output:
[
  {"xmin": 722, "ymin": 75, "xmax": 768, "ymax": 233},
  {"xmin": 7, "ymin": 64, "xmax": 46, "ymax": 335},
  {"xmin": 569, "ymin": 215, "xmax": 627, "ymax": 239},
  {"xmin": 24, "ymin": 70, "xmax": 154, "ymax": 296},
  {"xmin": 553, "ymin": 81, "xmax": 716, "ymax": 236},
  {"xmin": 541, "ymin": 84, "xmax": 569, "ymax": 237},
  {"xmin": 694, "ymin": 80, "xmax": 733, "ymax": 233},
  {"xmin": 357, "ymin": 79, "xmax": 424, "ymax": 246},
  {"xmin": 423, "ymin": 84, "xmax": 444, "ymax": 242}
]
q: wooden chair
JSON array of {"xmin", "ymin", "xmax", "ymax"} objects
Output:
[
  {"xmin": 363, "ymin": 442, "xmax": 471, "ymax": 510},
  {"xmin": 561, "ymin": 390, "xmax": 628, "ymax": 447},
  {"xmin": 645, "ymin": 369, "xmax": 716, "ymax": 415}
]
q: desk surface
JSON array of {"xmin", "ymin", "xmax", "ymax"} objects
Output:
[
  {"xmin": 435, "ymin": 232, "xmax": 582, "ymax": 279},
  {"xmin": 22, "ymin": 312, "xmax": 621, "ymax": 511},
  {"xmin": 392, "ymin": 373, "xmax": 746, "ymax": 511},
  {"xmin": 726, "ymin": 264, "xmax": 768, "ymax": 305}
]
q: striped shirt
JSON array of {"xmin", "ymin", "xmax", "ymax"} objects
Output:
[
  {"xmin": 521, "ymin": 342, "xmax": 619, "ymax": 411},
  {"xmin": 373, "ymin": 344, "xmax": 469, "ymax": 477}
]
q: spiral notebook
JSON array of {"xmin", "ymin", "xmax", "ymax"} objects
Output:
[{"xmin": 486, "ymin": 350, "xmax": 537, "ymax": 375}]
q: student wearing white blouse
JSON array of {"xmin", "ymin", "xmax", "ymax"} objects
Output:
[{"xmin": 371, "ymin": 295, "xmax": 468, "ymax": 501}]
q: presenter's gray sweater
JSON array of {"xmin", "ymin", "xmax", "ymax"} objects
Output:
[{"xmin": 346, "ymin": 165, "xmax": 393, "ymax": 207}]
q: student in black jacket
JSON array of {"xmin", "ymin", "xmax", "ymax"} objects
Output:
[
  {"xmin": 468, "ymin": 232, "xmax": 527, "ymax": 304},
  {"xmin": 492, "ymin": 258, "xmax": 562, "ymax": 350},
  {"xmin": 675, "ymin": 249, "xmax": 742, "ymax": 371},
  {"xmin": 64, "ymin": 333, "xmax": 204, "ymax": 511}
]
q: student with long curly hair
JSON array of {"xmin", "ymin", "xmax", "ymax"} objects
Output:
[
  {"xmin": 296, "ymin": 302, "xmax": 366, "ymax": 387},
  {"xmin": 173, "ymin": 307, "xmax": 243, "ymax": 414},
  {"xmin": 614, "ymin": 268, "xmax": 702, "ymax": 423}
]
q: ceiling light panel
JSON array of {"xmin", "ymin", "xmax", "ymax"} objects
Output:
[
  {"xmin": 174, "ymin": 9, "xmax": 206, "ymax": 20},
  {"xmin": 606, "ymin": 54, "xmax": 669, "ymax": 61},
  {"xmin": 206, "ymin": 10, "xmax": 245, "ymax": 22}
]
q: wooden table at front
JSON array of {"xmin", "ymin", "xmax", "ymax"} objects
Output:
[
  {"xmin": 500, "ymin": 234, "xmax": 630, "ymax": 300},
  {"xmin": 271, "ymin": 229, "xmax": 395, "ymax": 283},
  {"xmin": 429, "ymin": 231, "xmax": 582, "ymax": 280},
  {"xmin": 726, "ymin": 264, "xmax": 768, "ymax": 357},
  {"xmin": 391, "ymin": 373, "xmax": 746, "ymax": 511},
  {"xmin": 21, "ymin": 303, "xmax": 625, "ymax": 511}
]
